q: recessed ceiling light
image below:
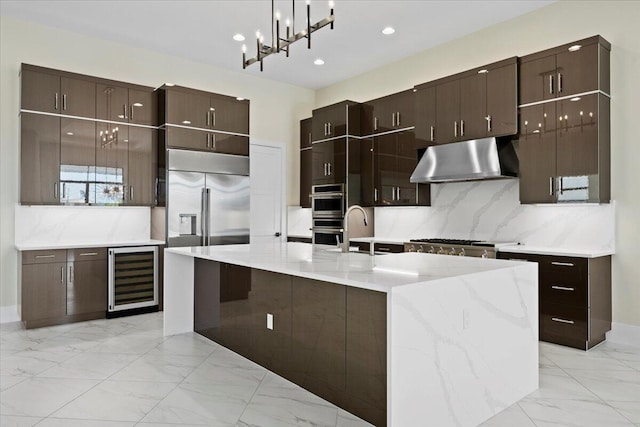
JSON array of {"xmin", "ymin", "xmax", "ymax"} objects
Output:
[
  {"xmin": 233, "ymin": 34, "xmax": 245, "ymax": 42},
  {"xmin": 314, "ymin": 58, "xmax": 325, "ymax": 65},
  {"xmin": 382, "ymin": 27, "xmax": 395, "ymax": 35}
]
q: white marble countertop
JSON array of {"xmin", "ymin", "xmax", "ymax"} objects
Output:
[
  {"xmin": 498, "ymin": 244, "xmax": 615, "ymax": 258},
  {"xmin": 349, "ymin": 237, "xmax": 407, "ymax": 245},
  {"xmin": 166, "ymin": 242, "xmax": 527, "ymax": 293},
  {"xmin": 16, "ymin": 239, "xmax": 166, "ymax": 251}
]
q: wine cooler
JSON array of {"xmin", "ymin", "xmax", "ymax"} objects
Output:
[{"xmin": 108, "ymin": 246, "xmax": 158, "ymax": 313}]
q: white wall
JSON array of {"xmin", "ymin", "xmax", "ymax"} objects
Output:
[
  {"xmin": 315, "ymin": 1, "xmax": 640, "ymax": 327},
  {"xmin": 0, "ymin": 16, "xmax": 314, "ymax": 311}
]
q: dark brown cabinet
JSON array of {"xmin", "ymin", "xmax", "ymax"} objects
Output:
[
  {"xmin": 96, "ymin": 122, "xmax": 128, "ymax": 205},
  {"xmin": 96, "ymin": 83, "xmax": 156, "ymax": 126},
  {"xmin": 127, "ymin": 126, "xmax": 156, "ymax": 206},
  {"xmin": 498, "ymin": 252, "xmax": 611, "ymax": 350},
  {"xmin": 20, "ymin": 113, "xmax": 60, "ymax": 204},
  {"xmin": 432, "ymin": 58, "xmax": 517, "ymax": 144},
  {"xmin": 300, "ymin": 118, "xmax": 313, "ymax": 207},
  {"xmin": 311, "ymin": 101, "xmax": 360, "ymax": 141},
  {"xmin": 414, "ymin": 85, "xmax": 436, "ymax": 149},
  {"xmin": 163, "ymin": 86, "xmax": 249, "ymax": 135},
  {"xmin": 165, "ymin": 127, "xmax": 248, "ymax": 156},
  {"xmin": 21, "ymin": 66, "xmax": 96, "ymax": 118},
  {"xmin": 518, "ymin": 93, "xmax": 610, "ymax": 204},
  {"xmin": 312, "ymin": 138, "xmax": 346, "ymax": 186},
  {"xmin": 373, "ymin": 131, "xmax": 429, "ymax": 206},
  {"xmin": 66, "ymin": 248, "xmax": 108, "ymax": 316},
  {"xmin": 365, "ymin": 90, "xmax": 415, "ymax": 135},
  {"xmin": 21, "ymin": 248, "xmax": 109, "ymax": 328},
  {"xmin": 519, "ymin": 36, "xmax": 610, "ymax": 105}
]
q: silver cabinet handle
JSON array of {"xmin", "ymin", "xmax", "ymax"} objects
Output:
[
  {"xmin": 130, "ymin": 104, "xmax": 134, "ymax": 121},
  {"xmin": 551, "ymin": 285, "xmax": 575, "ymax": 291},
  {"xmin": 54, "ymin": 93, "xmax": 59, "ymax": 110},
  {"xmin": 129, "ymin": 185, "xmax": 134, "ymax": 201},
  {"xmin": 68, "ymin": 265, "xmax": 74, "ymax": 283},
  {"xmin": 551, "ymin": 317, "xmax": 574, "ymax": 325},
  {"xmin": 54, "ymin": 182, "xmax": 58, "ymax": 199},
  {"xmin": 377, "ymin": 247, "xmax": 391, "ymax": 252},
  {"xmin": 558, "ymin": 72, "xmax": 563, "ymax": 93},
  {"xmin": 206, "ymin": 133, "xmax": 210, "ymax": 148},
  {"xmin": 61, "ymin": 266, "xmax": 64, "ymax": 283},
  {"xmin": 63, "ymin": 94, "xmax": 67, "ymax": 110},
  {"xmin": 430, "ymin": 125, "xmax": 434, "ymax": 141},
  {"xmin": 374, "ymin": 188, "xmax": 378, "ymax": 202},
  {"xmin": 323, "ymin": 163, "xmax": 327, "ymax": 176},
  {"xmin": 374, "ymin": 117, "xmax": 378, "ymax": 131},
  {"xmin": 62, "ymin": 182, "xmax": 67, "ymax": 200},
  {"xmin": 549, "ymin": 177, "xmax": 554, "ymax": 196},
  {"xmin": 79, "ymin": 252, "xmax": 98, "ymax": 256},
  {"xmin": 549, "ymin": 74, "xmax": 554, "ymax": 94},
  {"xmin": 35, "ymin": 254, "xmax": 56, "ymax": 259},
  {"xmin": 486, "ymin": 115, "xmax": 492, "ymax": 133},
  {"xmin": 212, "ymin": 133, "xmax": 216, "ymax": 150},
  {"xmin": 551, "ymin": 261, "xmax": 575, "ymax": 267},
  {"xmin": 328, "ymin": 122, "xmax": 332, "ymax": 135},
  {"xmin": 327, "ymin": 162, "xmax": 332, "ymax": 176},
  {"xmin": 123, "ymin": 104, "xmax": 128, "ymax": 120},
  {"xmin": 396, "ymin": 187, "xmax": 400, "ymax": 200},
  {"xmin": 212, "ymin": 110, "xmax": 216, "ymax": 127},
  {"xmin": 460, "ymin": 119, "xmax": 465, "ymax": 136},
  {"xmin": 454, "ymin": 121, "xmax": 458, "ymax": 137},
  {"xmin": 397, "ymin": 111, "xmax": 401, "ymax": 127},
  {"xmin": 392, "ymin": 112, "xmax": 396, "ymax": 127},
  {"xmin": 207, "ymin": 110, "xmax": 211, "ymax": 127},
  {"xmin": 324, "ymin": 123, "xmax": 327, "ymax": 136}
]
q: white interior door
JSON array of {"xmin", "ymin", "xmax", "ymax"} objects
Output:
[{"xmin": 250, "ymin": 142, "xmax": 285, "ymax": 242}]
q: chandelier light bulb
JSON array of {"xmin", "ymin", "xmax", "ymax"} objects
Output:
[
  {"xmin": 242, "ymin": 44, "xmax": 247, "ymax": 53},
  {"xmin": 306, "ymin": 0, "xmax": 310, "ymax": 5},
  {"xmin": 275, "ymin": 11, "xmax": 281, "ymax": 20},
  {"xmin": 256, "ymin": 30, "xmax": 261, "ymax": 39},
  {"xmin": 329, "ymin": 0, "xmax": 334, "ymax": 8}
]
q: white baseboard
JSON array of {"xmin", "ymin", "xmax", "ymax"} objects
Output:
[
  {"xmin": 607, "ymin": 322, "xmax": 640, "ymax": 347},
  {"xmin": 0, "ymin": 305, "xmax": 20, "ymax": 324}
]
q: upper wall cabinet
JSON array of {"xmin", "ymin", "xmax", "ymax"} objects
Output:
[
  {"xmin": 311, "ymin": 101, "xmax": 361, "ymax": 141},
  {"xmin": 162, "ymin": 86, "xmax": 249, "ymax": 135},
  {"xmin": 519, "ymin": 36, "xmax": 611, "ymax": 105},
  {"xmin": 415, "ymin": 57, "xmax": 518, "ymax": 146},
  {"xmin": 362, "ymin": 89, "xmax": 415, "ymax": 135},
  {"xmin": 21, "ymin": 65, "xmax": 96, "ymax": 118},
  {"xmin": 96, "ymin": 82, "xmax": 157, "ymax": 126}
]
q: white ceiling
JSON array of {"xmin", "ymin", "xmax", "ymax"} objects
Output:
[{"xmin": 0, "ymin": 0, "xmax": 554, "ymax": 90}]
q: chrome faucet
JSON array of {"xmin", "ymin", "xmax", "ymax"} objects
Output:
[{"xmin": 342, "ymin": 205, "xmax": 368, "ymax": 253}]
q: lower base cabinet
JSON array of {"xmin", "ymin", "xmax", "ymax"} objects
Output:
[
  {"xmin": 498, "ymin": 252, "xmax": 611, "ymax": 350},
  {"xmin": 193, "ymin": 258, "xmax": 387, "ymax": 426}
]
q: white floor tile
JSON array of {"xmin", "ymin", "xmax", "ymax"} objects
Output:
[
  {"xmin": 519, "ymin": 398, "xmax": 635, "ymax": 426},
  {"xmin": 0, "ymin": 377, "xmax": 99, "ymax": 417},
  {"xmin": 526, "ymin": 370, "xmax": 600, "ymax": 401},
  {"xmin": 37, "ymin": 352, "xmax": 140, "ymax": 380},
  {"xmin": 0, "ymin": 375, "xmax": 29, "ymax": 392},
  {"xmin": 608, "ymin": 401, "xmax": 640, "ymax": 424},
  {"xmin": 183, "ymin": 348, "xmax": 266, "ymax": 388},
  {"xmin": 151, "ymin": 332, "xmax": 220, "ymax": 356},
  {"xmin": 109, "ymin": 353, "xmax": 206, "ymax": 382},
  {"xmin": 0, "ymin": 415, "xmax": 42, "ymax": 426},
  {"xmin": 336, "ymin": 409, "xmax": 374, "ymax": 427},
  {"xmin": 85, "ymin": 335, "xmax": 165, "ymax": 355},
  {"xmin": 543, "ymin": 349, "xmax": 636, "ymax": 372},
  {"xmin": 35, "ymin": 418, "xmax": 135, "ymax": 426},
  {"xmin": 51, "ymin": 379, "xmax": 177, "ymax": 422},
  {"xmin": 565, "ymin": 369, "xmax": 640, "ymax": 402},
  {"xmin": 479, "ymin": 403, "xmax": 536, "ymax": 427}
]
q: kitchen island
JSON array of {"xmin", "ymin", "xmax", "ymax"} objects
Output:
[{"xmin": 164, "ymin": 242, "xmax": 538, "ymax": 427}]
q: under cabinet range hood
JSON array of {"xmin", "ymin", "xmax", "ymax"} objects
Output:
[{"xmin": 410, "ymin": 137, "xmax": 519, "ymax": 183}]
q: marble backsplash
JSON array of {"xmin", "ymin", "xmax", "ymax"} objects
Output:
[
  {"xmin": 287, "ymin": 206, "xmax": 312, "ymax": 237},
  {"xmin": 374, "ymin": 179, "xmax": 615, "ymax": 249},
  {"xmin": 15, "ymin": 205, "xmax": 151, "ymax": 247}
]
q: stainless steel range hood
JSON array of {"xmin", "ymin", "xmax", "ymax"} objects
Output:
[{"xmin": 410, "ymin": 137, "xmax": 519, "ymax": 183}]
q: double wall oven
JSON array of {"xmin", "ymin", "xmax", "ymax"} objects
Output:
[{"xmin": 310, "ymin": 184, "xmax": 345, "ymax": 245}]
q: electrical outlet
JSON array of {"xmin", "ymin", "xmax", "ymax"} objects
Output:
[
  {"xmin": 266, "ymin": 313, "xmax": 274, "ymax": 330},
  {"xmin": 463, "ymin": 309, "xmax": 470, "ymax": 330}
]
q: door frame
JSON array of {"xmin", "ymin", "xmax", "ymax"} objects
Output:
[{"xmin": 249, "ymin": 139, "xmax": 287, "ymax": 243}]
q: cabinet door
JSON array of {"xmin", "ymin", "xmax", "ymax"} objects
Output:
[
  {"xmin": 166, "ymin": 126, "xmax": 209, "ymax": 151},
  {"xmin": 519, "ymin": 55, "xmax": 556, "ymax": 105},
  {"xmin": 248, "ymin": 270, "xmax": 292, "ymax": 377},
  {"xmin": 312, "ymin": 140, "xmax": 329, "ymax": 185},
  {"xmin": 435, "ymin": 80, "xmax": 460, "ymax": 144},
  {"xmin": 518, "ymin": 103, "xmax": 557, "ymax": 204},
  {"xmin": 291, "ymin": 277, "xmax": 346, "ymax": 402},
  {"xmin": 60, "ymin": 119, "xmax": 96, "ymax": 204},
  {"xmin": 395, "ymin": 131, "xmax": 418, "ymax": 205},
  {"xmin": 345, "ymin": 287, "xmax": 387, "ymax": 427},
  {"xmin": 327, "ymin": 104, "xmax": 347, "ymax": 137},
  {"xmin": 67, "ymin": 256, "xmax": 108, "ymax": 316},
  {"xmin": 128, "ymin": 88, "xmax": 156, "ymax": 126},
  {"xmin": 459, "ymin": 73, "xmax": 487, "ymax": 140},
  {"xmin": 415, "ymin": 86, "xmax": 436, "ymax": 149},
  {"xmin": 165, "ymin": 90, "xmax": 210, "ymax": 128},
  {"xmin": 22, "ymin": 262, "xmax": 67, "ymax": 321},
  {"xmin": 96, "ymin": 83, "xmax": 128, "ymax": 122},
  {"xmin": 374, "ymin": 133, "xmax": 396, "ymax": 205},
  {"xmin": 327, "ymin": 138, "xmax": 346, "ymax": 184},
  {"xmin": 371, "ymin": 96, "xmax": 393, "ymax": 133},
  {"xmin": 487, "ymin": 62, "xmax": 518, "ymax": 137},
  {"xmin": 127, "ymin": 126, "xmax": 155, "ymax": 205},
  {"xmin": 393, "ymin": 89, "xmax": 415, "ymax": 129},
  {"xmin": 61, "ymin": 77, "xmax": 96, "ymax": 118},
  {"xmin": 311, "ymin": 108, "xmax": 329, "ymax": 141},
  {"xmin": 300, "ymin": 118, "xmax": 313, "ymax": 149},
  {"xmin": 359, "ymin": 138, "xmax": 375, "ymax": 207},
  {"xmin": 20, "ymin": 113, "xmax": 60, "ymax": 204},
  {"xmin": 300, "ymin": 148, "xmax": 312, "ymax": 208},
  {"xmin": 21, "ymin": 69, "xmax": 60, "ymax": 114},
  {"xmin": 556, "ymin": 43, "xmax": 599, "ymax": 98},
  {"xmin": 219, "ymin": 263, "xmax": 253, "ymax": 355},
  {"xmin": 210, "ymin": 95, "xmax": 249, "ymax": 134},
  {"xmin": 211, "ymin": 133, "xmax": 249, "ymax": 156},
  {"xmin": 95, "ymin": 122, "xmax": 128, "ymax": 205},
  {"xmin": 556, "ymin": 94, "xmax": 599, "ymax": 178}
]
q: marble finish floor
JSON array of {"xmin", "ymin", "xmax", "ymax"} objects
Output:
[{"xmin": 0, "ymin": 313, "xmax": 638, "ymax": 427}]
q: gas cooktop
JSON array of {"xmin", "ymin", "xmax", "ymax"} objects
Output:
[{"xmin": 408, "ymin": 238, "xmax": 517, "ymax": 248}]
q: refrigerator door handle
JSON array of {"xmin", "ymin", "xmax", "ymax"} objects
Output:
[
  {"xmin": 205, "ymin": 188, "xmax": 211, "ymax": 246},
  {"xmin": 200, "ymin": 188, "xmax": 207, "ymax": 246}
]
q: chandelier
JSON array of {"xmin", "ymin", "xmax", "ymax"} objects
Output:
[{"xmin": 242, "ymin": 0, "xmax": 335, "ymax": 71}]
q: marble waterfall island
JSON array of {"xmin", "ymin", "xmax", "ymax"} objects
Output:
[{"xmin": 164, "ymin": 242, "xmax": 538, "ymax": 426}]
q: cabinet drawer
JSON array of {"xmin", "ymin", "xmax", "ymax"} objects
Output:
[
  {"xmin": 374, "ymin": 243, "xmax": 404, "ymax": 253},
  {"xmin": 540, "ymin": 256, "xmax": 587, "ymax": 289},
  {"xmin": 540, "ymin": 302, "xmax": 588, "ymax": 345},
  {"xmin": 67, "ymin": 248, "xmax": 108, "ymax": 262},
  {"xmin": 22, "ymin": 250, "xmax": 67, "ymax": 265},
  {"xmin": 540, "ymin": 278, "xmax": 587, "ymax": 307}
]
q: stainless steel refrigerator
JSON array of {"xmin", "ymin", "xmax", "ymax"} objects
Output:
[{"xmin": 166, "ymin": 149, "xmax": 250, "ymax": 247}]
